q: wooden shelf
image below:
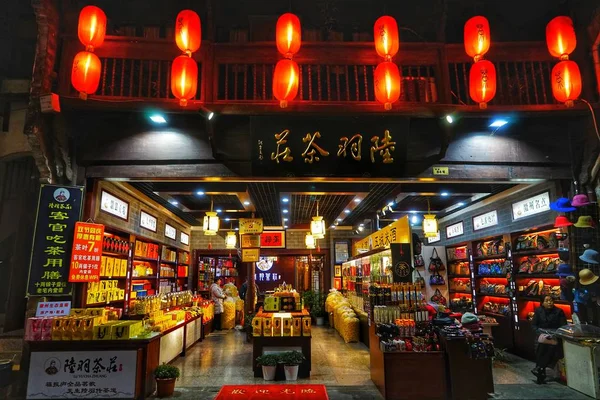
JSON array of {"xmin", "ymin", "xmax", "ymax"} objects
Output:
[
  {"xmin": 99, "ymin": 276, "xmax": 127, "ymax": 280},
  {"xmin": 449, "ymin": 290, "xmax": 472, "ymax": 294},
  {"xmin": 473, "ymin": 254, "xmax": 507, "ymax": 261},
  {"xmin": 102, "ymin": 251, "xmax": 129, "ymax": 258},
  {"xmin": 448, "ymin": 258, "xmax": 469, "ymax": 263},
  {"xmin": 133, "ymin": 256, "xmax": 159, "ymax": 263},
  {"xmin": 132, "ymin": 276, "xmax": 158, "ymax": 280},
  {"xmin": 476, "ymin": 274, "xmax": 508, "ymax": 279},
  {"xmin": 515, "ymin": 273, "xmax": 559, "ymax": 279},
  {"xmin": 448, "ymin": 274, "xmax": 471, "ymax": 278},
  {"xmin": 159, "ymin": 276, "xmax": 177, "ymax": 280},
  {"xmin": 477, "ymin": 293, "xmax": 510, "ymax": 298},
  {"xmin": 481, "ymin": 311, "xmax": 510, "ymax": 318},
  {"xmin": 518, "ymin": 296, "xmax": 570, "ymax": 305},
  {"xmin": 86, "ymin": 300, "xmax": 125, "ymax": 307},
  {"xmin": 161, "ymin": 260, "xmax": 177, "ymax": 265},
  {"xmin": 178, "ymin": 263, "xmax": 189, "ymax": 266},
  {"xmin": 512, "ymin": 249, "xmax": 559, "ymax": 257}
]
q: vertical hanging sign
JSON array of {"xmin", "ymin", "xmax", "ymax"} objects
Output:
[
  {"xmin": 69, "ymin": 222, "xmax": 104, "ymax": 282},
  {"xmin": 27, "ymin": 185, "xmax": 84, "ymax": 296}
]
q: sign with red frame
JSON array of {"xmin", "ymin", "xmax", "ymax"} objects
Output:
[
  {"xmin": 68, "ymin": 222, "xmax": 104, "ymax": 282},
  {"xmin": 260, "ymin": 231, "xmax": 286, "ymax": 248}
]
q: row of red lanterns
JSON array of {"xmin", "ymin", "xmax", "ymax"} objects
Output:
[{"xmin": 71, "ymin": 7, "xmax": 582, "ymax": 109}]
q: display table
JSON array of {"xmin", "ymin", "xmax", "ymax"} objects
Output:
[
  {"xmin": 369, "ymin": 325, "xmax": 447, "ymax": 400},
  {"xmin": 439, "ymin": 334, "xmax": 494, "ymax": 400},
  {"xmin": 563, "ymin": 338, "xmax": 600, "ymax": 398}
]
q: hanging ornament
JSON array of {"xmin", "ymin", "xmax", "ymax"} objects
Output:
[
  {"xmin": 273, "ymin": 59, "xmax": 299, "ymax": 108},
  {"xmin": 175, "ymin": 9, "xmax": 202, "ymax": 56},
  {"xmin": 203, "ymin": 199, "xmax": 220, "ymax": 236},
  {"xmin": 276, "ymin": 13, "xmax": 301, "ymax": 58},
  {"xmin": 374, "ymin": 61, "xmax": 401, "ymax": 110},
  {"xmin": 305, "ymin": 233, "xmax": 316, "ymax": 249},
  {"xmin": 71, "ymin": 51, "xmax": 101, "ymax": 100},
  {"xmin": 551, "ymin": 60, "xmax": 581, "ymax": 107},
  {"xmin": 225, "ymin": 231, "xmax": 237, "ymax": 249},
  {"xmin": 171, "ymin": 55, "xmax": 198, "ymax": 106},
  {"xmin": 546, "ymin": 16, "xmax": 576, "ymax": 60},
  {"xmin": 310, "ymin": 201, "xmax": 326, "ymax": 239},
  {"xmin": 78, "ymin": 5, "xmax": 107, "ymax": 51},
  {"xmin": 373, "ymin": 16, "xmax": 399, "ymax": 61},
  {"xmin": 464, "ymin": 16, "xmax": 490, "ymax": 62},
  {"xmin": 469, "ymin": 60, "xmax": 496, "ymax": 109}
]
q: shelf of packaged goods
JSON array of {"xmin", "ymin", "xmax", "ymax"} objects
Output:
[
  {"xmin": 482, "ymin": 311, "xmax": 510, "ymax": 319},
  {"xmin": 477, "ymin": 293, "xmax": 510, "ymax": 298},
  {"xmin": 518, "ymin": 296, "xmax": 570, "ymax": 305},
  {"xmin": 476, "ymin": 274, "xmax": 508, "ymax": 279},
  {"xmin": 178, "ymin": 263, "xmax": 189, "ymax": 266},
  {"xmin": 177, "ymin": 276, "xmax": 189, "ymax": 279},
  {"xmin": 99, "ymin": 276, "xmax": 127, "ymax": 280},
  {"xmin": 161, "ymin": 260, "xmax": 177, "ymax": 265},
  {"xmin": 448, "ymin": 275, "xmax": 471, "ymax": 278},
  {"xmin": 101, "ymin": 251, "xmax": 129, "ymax": 258},
  {"xmin": 85, "ymin": 300, "xmax": 125, "ymax": 307},
  {"xmin": 514, "ymin": 274, "xmax": 559, "ymax": 279},
  {"xmin": 512, "ymin": 249, "xmax": 559, "ymax": 257},
  {"xmin": 159, "ymin": 276, "xmax": 177, "ymax": 280},
  {"xmin": 131, "ymin": 276, "xmax": 158, "ymax": 280},
  {"xmin": 133, "ymin": 256, "xmax": 159, "ymax": 263},
  {"xmin": 449, "ymin": 290, "xmax": 472, "ymax": 294},
  {"xmin": 448, "ymin": 258, "xmax": 469, "ymax": 263},
  {"xmin": 473, "ymin": 255, "xmax": 507, "ymax": 261}
]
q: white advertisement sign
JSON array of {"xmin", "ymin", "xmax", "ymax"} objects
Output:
[
  {"xmin": 473, "ymin": 210, "xmax": 498, "ymax": 231},
  {"xmin": 445, "ymin": 222, "xmax": 464, "ymax": 239},
  {"xmin": 512, "ymin": 192, "xmax": 550, "ymax": 221},
  {"xmin": 36, "ymin": 301, "xmax": 71, "ymax": 317},
  {"xmin": 140, "ymin": 211, "xmax": 157, "ymax": 232},
  {"xmin": 100, "ymin": 191, "xmax": 128, "ymax": 221},
  {"xmin": 427, "ymin": 231, "xmax": 441, "ymax": 243},
  {"xmin": 180, "ymin": 232, "xmax": 189, "ymax": 245},
  {"xmin": 27, "ymin": 350, "xmax": 137, "ymax": 399},
  {"xmin": 165, "ymin": 223, "xmax": 177, "ymax": 240}
]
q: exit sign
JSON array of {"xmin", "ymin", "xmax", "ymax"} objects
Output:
[{"xmin": 433, "ymin": 167, "xmax": 449, "ymax": 175}]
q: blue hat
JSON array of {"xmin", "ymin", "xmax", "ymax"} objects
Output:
[
  {"xmin": 550, "ymin": 197, "xmax": 576, "ymax": 212},
  {"xmin": 556, "ymin": 263, "xmax": 575, "ymax": 277},
  {"xmin": 580, "ymin": 249, "xmax": 600, "ymax": 264}
]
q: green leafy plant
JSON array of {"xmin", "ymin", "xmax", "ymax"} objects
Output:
[
  {"xmin": 279, "ymin": 351, "xmax": 306, "ymax": 366},
  {"xmin": 302, "ymin": 290, "xmax": 316, "ymax": 311},
  {"xmin": 244, "ymin": 312, "xmax": 255, "ymax": 332},
  {"xmin": 310, "ymin": 292, "xmax": 327, "ymax": 318},
  {"xmin": 256, "ymin": 354, "xmax": 280, "ymax": 366},
  {"xmin": 154, "ymin": 364, "xmax": 180, "ymax": 380}
]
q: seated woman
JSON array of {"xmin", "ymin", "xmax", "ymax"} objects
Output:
[{"xmin": 531, "ymin": 295, "xmax": 567, "ymax": 384}]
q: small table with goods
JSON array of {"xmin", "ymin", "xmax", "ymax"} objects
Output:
[{"xmin": 556, "ymin": 324, "xmax": 600, "ymax": 398}]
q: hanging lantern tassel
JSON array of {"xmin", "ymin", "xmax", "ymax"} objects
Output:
[
  {"xmin": 273, "ymin": 59, "xmax": 299, "ymax": 108},
  {"xmin": 551, "ymin": 60, "xmax": 581, "ymax": 107},
  {"xmin": 469, "ymin": 60, "xmax": 496, "ymax": 109}
]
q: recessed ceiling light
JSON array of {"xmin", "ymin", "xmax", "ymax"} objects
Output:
[
  {"xmin": 282, "ymin": 209, "xmax": 289, "ymax": 214},
  {"xmin": 354, "ymin": 198, "xmax": 361, "ymax": 203},
  {"xmin": 207, "ymin": 112, "xmax": 214, "ymax": 120},
  {"xmin": 344, "ymin": 209, "xmax": 350, "ymax": 214},
  {"xmin": 489, "ymin": 119, "xmax": 509, "ymax": 128},
  {"xmin": 359, "ymin": 223, "xmax": 364, "ymax": 227},
  {"xmin": 196, "ymin": 191, "xmax": 205, "ymax": 196},
  {"xmin": 388, "ymin": 201, "xmax": 394, "ymax": 207},
  {"xmin": 216, "ymin": 209, "xmax": 222, "ymax": 213},
  {"xmin": 282, "ymin": 198, "xmax": 289, "ymax": 203},
  {"xmin": 235, "ymin": 227, "xmax": 239, "ymax": 231},
  {"xmin": 358, "ymin": 226, "xmax": 364, "ymax": 232},
  {"xmin": 409, "ymin": 210, "xmax": 417, "ymax": 214},
  {"xmin": 284, "ymin": 225, "xmax": 288, "ymax": 229},
  {"xmin": 337, "ymin": 218, "xmax": 342, "ymax": 222},
  {"xmin": 149, "ymin": 114, "xmax": 167, "ymax": 124},
  {"xmin": 169, "ymin": 200, "xmax": 178, "ymax": 205},
  {"xmin": 411, "ymin": 215, "xmax": 418, "ymax": 223},
  {"xmin": 283, "ymin": 218, "xmax": 288, "ymax": 222},
  {"xmin": 225, "ymin": 218, "xmax": 230, "ymax": 222},
  {"xmin": 445, "ymin": 115, "xmax": 454, "ymax": 124},
  {"xmin": 458, "ymin": 202, "xmax": 465, "ymax": 206},
  {"xmin": 330, "ymin": 225, "xmax": 335, "ymax": 228},
  {"xmin": 243, "ymin": 201, "xmax": 250, "ymax": 206},
  {"xmin": 441, "ymin": 192, "xmax": 449, "ymax": 197}
]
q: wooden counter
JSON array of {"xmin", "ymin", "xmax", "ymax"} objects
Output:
[{"xmin": 369, "ymin": 325, "xmax": 447, "ymax": 400}]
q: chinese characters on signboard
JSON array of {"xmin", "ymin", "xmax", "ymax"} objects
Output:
[
  {"xmin": 427, "ymin": 231, "xmax": 441, "ymax": 244},
  {"xmin": 36, "ymin": 301, "xmax": 72, "ymax": 317},
  {"xmin": 27, "ymin": 350, "xmax": 137, "ymax": 399},
  {"xmin": 260, "ymin": 231, "xmax": 285, "ymax": 248},
  {"xmin": 242, "ymin": 248, "xmax": 260, "ymax": 262},
  {"xmin": 165, "ymin": 224, "xmax": 177, "ymax": 240},
  {"xmin": 69, "ymin": 222, "xmax": 104, "ymax": 282},
  {"xmin": 140, "ymin": 211, "xmax": 157, "ymax": 232},
  {"xmin": 355, "ymin": 218, "xmax": 407, "ymax": 253},
  {"xmin": 241, "ymin": 235, "xmax": 261, "ymax": 248},
  {"xmin": 445, "ymin": 221, "xmax": 464, "ymax": 239},
  {"xmin": 180, "ymin": 232, "xmax": 189, "ymax": 245},
  {"xmin": 512, "ymin": 192, "xmax": 550, "ymax": 221},
  {"xmin": 239, "ymin": 218, "xmax": 264, "ymax": 235},
  {"xmin": 473, "ymin": 210, "xmax": 498, "ymax": 231},
  {"xmin": 100, "ymin": 190, "xmax": 128, "ymax": 221},
  {"xmin": 27, "ymin": 185, "xmax": 83, "ymax": 296},
  {"xmin": 255, "ymin": 257, "xmax": 281, "ymax": 283}
]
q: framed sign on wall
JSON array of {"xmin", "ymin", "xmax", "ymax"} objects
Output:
[
  {"xmin": 445, "ymin": 221, "xmax": 464, "ymax": 239},
  {"xmin": 334, "ymin": 240, "xmax": 350, "ymax": 264},
  {"xmin": 140, "ymin": 210, "xmax": 157, "ymax": 232},
  {"xmin": 100, "ymin": 190, "xmax": 129, "ymax": 221},
  {"xmin": 473, "ymin": 210, "xmax": 498, "ymax": 231},
  {"xmin": 165, "ymin": 223, "xmax": 177, "ymax": 240}
]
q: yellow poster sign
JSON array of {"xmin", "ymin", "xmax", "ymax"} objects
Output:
[
  {"xmin": 239, "ymin": 218, "xmax": 264, "ymax": 235},
  {"xmin": 241, "ymin": 235, "xmax": 261, "ymax": 248},
  {"xmin": 242, "ymin": 248, "xmax": 260, "ymax": 262},
  {"xmin": 354, "ymin": 216, "xmax": 411, "ymax": 255}
]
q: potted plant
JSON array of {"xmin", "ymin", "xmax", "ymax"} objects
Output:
[
  {"xmin": 244, "ymin": 312, "xmax": 255, "ymax": 343},
  {"xmin": 311, "ymin": 292, "xmax": 327, "ymax": 326},
  {"xmin": 154, "ymin": 363, "xmax": 180, "ymax": 398},
  {"xmin": 256, "ymin": 354, "xmax": 279, "ymax": 381},
  {"xmin": 302, "ymin": 290, "xmax": 315, "ymax": 311},
  {"xmin": 279, "ymin": 351, "xmax": 305, "ymax": 381}
]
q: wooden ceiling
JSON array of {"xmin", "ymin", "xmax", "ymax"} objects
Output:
[{"xmin": 130, "ymin": 181, "xmax": 517, "ymax": 228}]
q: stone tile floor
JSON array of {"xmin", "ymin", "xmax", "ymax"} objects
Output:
[{"xmin": 165, "ymin": 326, "xmax": 593, "ymax": 399}]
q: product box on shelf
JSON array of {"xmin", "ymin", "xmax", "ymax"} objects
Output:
[
  {"xmin": 292, "ymin": 317, "xmax": 302, "ymax": 336},
  {"xmin": 282, "ymin": 318, "xmax": 292, "ymax": 336},
  {"xmin": 111, "ymin": 321, "xmax": 143, "ymax": 340},
  {"xmin": 302, "ymin": 317, "xmax": 311, "ymax": 337},
  {"xmin": 273, "ymin": 318, "xmax": 282, "ymax": 336},
  {"xmin": 93, "ymin": 321, "xmax": 120, "ymax": 340},
  {"xmin": 252, "ymin": 317, "xmax": 263, "ymax": 336},
  {"xmin": 263, "ymin": 318, "xmax": 272, "ymax": 337},
  {"xmin": 264, "ymin": 296, "xmax": 280, "ymax": 312}
]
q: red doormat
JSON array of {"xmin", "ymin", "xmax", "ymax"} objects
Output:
[{"xmin": 215, "ymin": 384, "xmax": 328, "ymax": 400}]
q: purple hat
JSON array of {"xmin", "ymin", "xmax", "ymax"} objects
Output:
[
  {"xmin": 572, "ymin": 194, "xmax": 591, "ymax": 207},
  {"xmin": 550, "ymin": 197, "xmax": 576, "ymax": 212}
]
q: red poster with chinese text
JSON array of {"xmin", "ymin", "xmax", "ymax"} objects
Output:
[
  {"xmin": 68, "ymin": 222, "xmax": 104, "ymax": 282},
  {"xmin": 215, "ymin": 385, "xmax": 327, "ymax": 400},
  {"xmin": 260, "ymin": 231, "xmax": 286, "ymax": 248}
]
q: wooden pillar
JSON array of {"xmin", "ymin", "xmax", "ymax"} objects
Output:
[{"xmin": 245, "ymin": 261, "xmax": 256, "ymax": 314}]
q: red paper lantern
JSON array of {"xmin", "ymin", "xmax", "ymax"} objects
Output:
[
  {"xmin": 546, "ymin": 16, "xmax": 576, "ymax": 60},
  {"xmin": 374, "ymin": 61, "xmax": 401, "ymax": 110},
  {"xmin": 469, "ymin": 60, "xmax": 496, "ymax": 109},
  {"xmin": 272, "ymin": 59, "xmax": 299, "ymax": 108},
  {"xmin": 175, "ymin": 10, "xmax": 202, "ymax": 56},
  {"xmin": 71, "ymin": 51, "xmax": 101, "ymax": 99},
  {"xmin": 77, "ymin": 5, "xmax": 107, "ymax": 51},
  {"xmin": 171, "ymin": 55, "xmax": 198, "ymax": 107},
  {"xmin": 374, "ymin": 16, "xmax": 399, "ymax": 60},
  {"xmin": 276, "ymin": 13, "xmax": 301, "ymax": 58},
  {"xmin": 551, "ymin": 60, "xmax": 581, "ymax": 107},
  {"xmin": 464, "ymin": 16, "xmax": 490, "ymax": 61}
]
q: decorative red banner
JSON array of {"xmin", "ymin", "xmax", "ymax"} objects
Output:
[
  {"xmin": 215, "ymin": 385, "xmax": 328, "ymax": 400},
  {"xmin": 68, "ymin": 222, "xmax": 104, "ymax": 282},
  {"xmin": 260, "ymin": 231, "xmax": 286, "ymax": 248}
]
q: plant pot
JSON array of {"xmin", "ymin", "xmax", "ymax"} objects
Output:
[
  {"xmin": 316, "ymin": 316, "xmax": 325, "ymax": 326},
  {"xmin": 284, "ymin": 365, "xmax": 299, "ymax": 381},
  {"xmin": 0, "ymin": 359, "xmax": 13, "ymax": 387},
  {"xmin": 156, "ymin": 378, "xmax": 176, "ymax": 398},
  {"xmin": 262, "ymin": 365, "xmax": 276, "ymax": 381}
]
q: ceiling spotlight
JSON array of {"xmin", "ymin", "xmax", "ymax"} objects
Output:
[
  {"xmin": 283, "ymin": 218, "xmax": 288, "ymax": 222},
  {"xmin": 169, "ymin": 200, "xmax": 178, "ymax": 205},
  {"xmin": 196, "ymin": 191, "xmax": 205, "ymax": 196},
  {"xmin": 235, "ymin": 227, "xmax": 239, "ymax": 231},
  {"xmin": 216, "ymin": 209, "xmax": 222, "ymax": 213},
  {"xmin": 441, "ymin": 192, "xmax": 449, "ymax": 197},
  {"xmin": 282, "ymin": 198, "xmax": 289, "ymax": 203},
  {"xmin": 330, "ymin": 225, "xmax": 335, "ymax": 229},
  {"xmin": 354, "ymin": 198, "xmax": 361, "ymax": 203},
  {"xmin": 411, "ymin": 215, "xmax": 418, "ymax": 224},
  {"xmin": 284, "ymin": 225, "xmax": 288, "ymax": 229},
  {"xmin": 358, "ymin": 226, "xmax": 364, "ymax": 232},
  {"xmin": 225, "ymin": 218, "xmax": 230, "ymax": 222},
  {"xmin": 337, "ymin": 218, "xmax": 342, "ymax": 222},
  {"xmin": 445, "ymin": 115, "xmax": 454, "ymax": 124},
  {"xmin": 359, "ymin": 223, "xmax": 364, "ymax": 227},
  {"xmin": 344, "ymin": 209, "xmax": 351, "ymax": 214},
  {"xmin": 458, "ymin": 202, "xmax": 465, "ymax": 206},
  {"xmin": 489, "ymin": 119, "xmax": 508, "ymax": 128},
  {"xmin": 283, "ymin": 209, "xmax": 289, "ymax": 214},
  {"xmin": 388, "ymin": 201, "xmax": 394, "ymax": 207},
  {"xmin": 208, "ymin": 112, "xmax": 214, "ymax": 120},
  {"xmin": 149, "ymin": 114, "xmax": 167, "ymax": 124},
  {"xmin": 409, "ymin": 210, "xmax": 417, "ymax": 214},
  {"xmin": 243, "ymin": 201, "xmax": 250, "ymax": 206}
]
